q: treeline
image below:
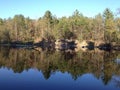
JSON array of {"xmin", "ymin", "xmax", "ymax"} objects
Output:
[
  {"xmin": 0, "ymin": 8, "xmax": 120, "ymax": 44},
  {"xmin": 0, "ymin": 47, "xmax": 120, "ymax": 85}
]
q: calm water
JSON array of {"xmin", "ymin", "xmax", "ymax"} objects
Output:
[{"xmin": 0, "ymin": 47, "xmax": 120, "ymax": 90}]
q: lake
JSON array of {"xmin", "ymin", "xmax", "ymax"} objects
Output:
[{"xmin": 0, "ymin": 46, "xmax": 120, "ymax": 90}]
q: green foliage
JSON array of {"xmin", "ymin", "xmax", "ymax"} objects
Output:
[
  {"xmin": 0, "ymin": 18, "xmax": 3, "ymax": 25},
  {"xmin": 103, "ymin": 8, "xmax": 116, "ymax": 43},
  {"xmin": 0, "ymin": 8, "xmax": 119, "ymax": 44}
]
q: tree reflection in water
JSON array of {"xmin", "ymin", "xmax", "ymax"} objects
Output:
[
  {"xmin": 112, "ymin": 75, "xmax": 120, "ymax": 88},
  {"xmin": 0, "ymin": 46, "xmax": 120, "ymax": 86}
]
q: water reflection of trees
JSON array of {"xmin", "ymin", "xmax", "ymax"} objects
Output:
[
  {"xmin": 0, "ymin": 47, "xmax": 120, "ymax": 85},
  {"xmin": 112, "ymin": 75, "xmax": 120, "ymax": 88}
]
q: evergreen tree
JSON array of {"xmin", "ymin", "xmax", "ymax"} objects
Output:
[{"xmin": 103, "ymin": 8, "xmax": 115, "ymax": 43}]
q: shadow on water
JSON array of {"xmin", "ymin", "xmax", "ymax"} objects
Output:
[{"xmin": 0, "ymin": 46, "xmax": 120, "ymax": 86}]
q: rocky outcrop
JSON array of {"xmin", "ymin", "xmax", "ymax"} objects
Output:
[{"xmin": 55, "ymin": 39, "xmax": 76, "ymax": 50}]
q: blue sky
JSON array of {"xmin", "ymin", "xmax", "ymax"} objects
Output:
[{"xmin": 0, "ymin": 0, "xmax": 120, "ymax": 19}]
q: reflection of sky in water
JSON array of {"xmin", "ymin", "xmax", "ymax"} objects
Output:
[
  {"xmin": 112, "ymin": 75, "xmax": 120, "ymax": 88},
  {"xmin": 115, "ymin": 58, "xmax": 120, "ymax": 64},
  {"xmin": 0, "ymin": 68, "xmax": 119, "ymax": 90}
]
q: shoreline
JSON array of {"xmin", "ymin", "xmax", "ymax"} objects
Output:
[{"xmin": 0, "ymin": 40, "xmax": 120, "ymax": 51}]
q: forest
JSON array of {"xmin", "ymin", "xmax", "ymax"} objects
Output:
[
  {"xmin": 0, "ymin": 8, "xmax": 120, "ymax": 47},
  {"xmin": 0, "ymin": 46, "xmax": 119, "ymax": 85}
]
